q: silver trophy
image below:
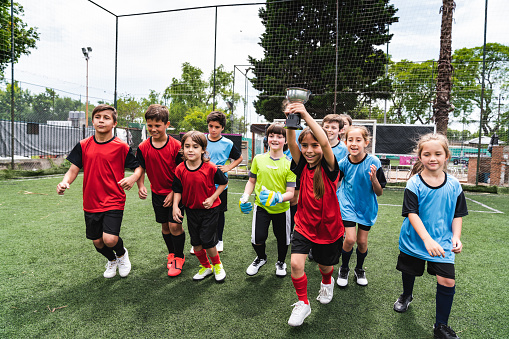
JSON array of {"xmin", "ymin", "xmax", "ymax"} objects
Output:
[{"xmin": 285, "ymin": 87, "xmax": 311, "ymax": 130}]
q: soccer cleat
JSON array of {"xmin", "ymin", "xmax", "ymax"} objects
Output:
[
  {"xmin": 246, "ymin": 256, "xmax": 267, "ymax": 276},
  {"xmin": 103, "ymin": 259, "xmax": 117, "ymax": 278},
  {"xmin": 167, "ymin": 253, "xmax": 175, "ymax": 269},
  {"xmin": 168, "ymin": 256, "xmax": 185, "ymax": 277},
  {"xmin": 336, "ymin": 266, "xmax": 350, "ymax": 287},
  {"xmin": 288, "ymin": 300, "xmax": 311, "ymax": 327},
  {"xmin": 433, "ymin": 323, "xmax": 460, "ymax": 339},
  {"xmin": 316, "ymin": 278, "xmax": 335, "ymax": 304},
  {"xmin": 216, "ymin": 240, "xmax": 224, "ymax": 252},
  {"xmin": 117, "ymin": 248, "xmax": 131, "ymax": 277},
  {"xmin": 393, "ymin": 294, "xmax": 413, "ymax": 313},
  {"xmin": 213, "ymin": 263, "xmax": 226, "ymax": 282},
  {"xmin": 193, "ymin": 265, "xmax": 213, "ymax": 281},
  {"xmin": 189, "ymin": 247, "xmax": 195, "ymax": 255},
  {"xmin": 275, "ymin": 261, "xmax": 287, "ymax": 277},
  {"xmin": 354, "ymin": 268, "xmax": 368, "ymax": 286}
]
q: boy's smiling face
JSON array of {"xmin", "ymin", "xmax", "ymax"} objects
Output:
[
  {"xmin": 146, "ymin": 118, "xmax": 169, "ymax": 142},
  {"xmin": 208, "ymin": 121, "xmax": 224, "ymax": 141}
]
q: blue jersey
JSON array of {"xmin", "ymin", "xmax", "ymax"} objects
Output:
[
  {"xmin": 399, "ymin": 173, "xmax": 468, "ymax": 264},
  {"xmin": 207, "ymin": 136, "xmax": 241, "ymax": 188},
  {"xmin": 331, "ymin": 140, "xmax": 348, "ymax": 163},
  {"xmin": 337, "ymin": 154, "xmax": 386, "ymax": 226}
]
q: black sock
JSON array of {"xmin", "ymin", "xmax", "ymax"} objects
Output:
[
  {"xmin": 436, "ymin": 283, "xmax": 455, "ymax": 326},
  {"xmin": 252, "ymin": 243, "xmax": 267, "ymax": 260},
  {"xmin": 172, "ymin": 232, "xmax": 186, "ymax": 258},
  {"xmin": 355, "ymin": 247, "xmax": 368, "ymax": 269},
  {"xmin": 402, "ymin": 272, "xmax": 415, "ymax": 296},
  {"xmin": 162, "ymin": 232, "xmax": 174, "ymax": 254},
  {"xmin": 277, "ymin": 243, "xmax": 288, "ymax": 263},
  {"xmin": 341, "ymin": 248, "xmax": 353, "ymax": 269},
  {"xmin": 290, "ymin": 204, "xmax": 297, "ymax": 231},
  {"xmin": 95, "ymin": 245, "xmax": 116, "ymax": 261},
  {"xmin": 217, "ymin": 212, "xmax": 225, "ymax": 241},
  {"xmin": 110, "ymin": 237, "xmax": 125, "ymax": 257}
]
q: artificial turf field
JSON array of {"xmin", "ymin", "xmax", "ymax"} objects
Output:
[{"xmin": 0, "ymin": 175, "xmax": 507, "ymax": 338}]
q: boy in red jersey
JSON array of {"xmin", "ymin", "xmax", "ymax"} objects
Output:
[
  {"xmin": 57, "ymin": 104, "xmax": 142, "ymax": 278},
  {"xmin": 172, "ymin": 131, "xmax": 228, "ymax": 282},
  {"xmin": 136, "ymin": 104, "xmax": 186, "ymax": 277}
]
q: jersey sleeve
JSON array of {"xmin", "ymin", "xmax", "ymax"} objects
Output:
[
  {"xmin": 322, "ymin": 156, "xmax": 339, "ymax": 182},
  {"xmin": 454, "ymin": 191, "xmax": 468, "ymax": 218},
  {"xmin": 125, "ymin": 147, "xmax": 140, "ymax": 170},
  {"xmin": 175, "ymin": 152, "xmax": 183, "ymax": 166},
  {"xmin": 172, "ymin": 175, "xmax": 183, "ymax": 194},
  {"xmin": 376, "ymin": 167, "xmax": 387, "ymax": 188},
  {"xmin": 291, "ymin": 156, "xmax": 306, "ymax": 176},
  {"xmin": 214, "ymin": 167, "xmax": 228, "ymax": 185},
  {"xmin": 228, "ymin": 144, "xmax": 242, "ymax": 160},
  {"xmin": 135, "ymin": 148, "xmax": 146, "ymax": 169},
  {"xmin": 67, "ymin": 142, "xmax": 83, "ymax": 168},
  {"xmin": 402, "ymin": 189, "xmax": 419, "ymax": 217}
]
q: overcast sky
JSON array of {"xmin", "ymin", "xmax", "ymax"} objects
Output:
[{"xmin": 5, "ymin": 0, "xmax": 509, "ymax": 126}]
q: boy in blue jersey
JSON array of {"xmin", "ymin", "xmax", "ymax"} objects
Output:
[
  {"xmin": 198, "ymin": 111, "xmax": 243, "ymax": 253},
  {"xmin": 322, "ymin": 114, "xmax": 348, "ymax": 163}
]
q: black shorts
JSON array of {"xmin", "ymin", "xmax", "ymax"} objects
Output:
[
  {"xmin": 84, "ymin": 210, "xmax": 123, "ymax": 240},
  {"xmin": 291, "ymin": 230, "xmax": 343, "ymax": 266},
  {"xmin": 251, "ymin": 205, "xmax": 291, "ymax": 245},
  {"xmin": 185, "ymin": 207, "xmax": 219, "ymax": 249},
  {"xmin": 396, "ymin": 251, "xmax": 455, "ymax": 280},
  {"xmin": 151, "ymin": 192, "xmax": 184, "ymax": 224},
  {"xmin": 343, "ymin": 220, "xmax": 371, "ymax": 231},
  {"xmin": 218, "ymin": 188, "xmax": 228, "ymax": 212}
]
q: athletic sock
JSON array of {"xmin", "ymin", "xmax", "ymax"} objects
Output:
[
  {"xmin": 355, "ymin": 247, "xmax": 368, "ymax": 269},
  {"xmin": 111, "ymin": 237, "xmax": 125, "ymax": 257},
  {"xmin": 402, "ymin": 272, "xmax": 416, "ymax": 296},
  {"xmin": 320, "ymin": 268, "xmax": 334, "ymax": 285},
  {"xmin": 95, "ymin": 245, "xmax": 116, "ymax": 261},
  {"xmin": 210, "ymin": 253, "xmax": 221, "ymax": 265},
  {"xmin": 172, "ymin": 232, "xmax": 186, "ymax": 258},
  {"xmin": 252, "ymin": 243, "xmax": 267, "ymax": 260},
  {"xmin": 341, "ymin": 248, "xmax": 353, "ymax": 269},
  {"xmin": 291, "ymin": 273, "xmax": 309, "ymax": 304},
  {"xmin": 436, "ymin": 283, "xmax": 455, "ymax": 326},
  {"xmin": 277, "ymin": 243, "xmax": 288, "ymax": 263},
  {"xmin": 290, "ymin": 204, "xmax": 297, "ymax": 231},
  {"xmin": 195, "ymin": 249, "xmax": 211, "ymax": 268},
  {"xmin": 162, "ymin": 232, "xmax": 174, "ymax": 254},
  {"xmin": 217, "ymin": 212, "xmax": 225, "ymax": 241}
]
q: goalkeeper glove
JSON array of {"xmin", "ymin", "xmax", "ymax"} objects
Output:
[
  {"xmin": 259, "ymin": 186, "xmax": 283, "ymax": 207},
  {"xmin": 239, "ymin": 193, "xmax": 253, "ymax": 214}
]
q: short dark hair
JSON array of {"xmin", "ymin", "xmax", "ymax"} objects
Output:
[
  {"xmin": 322, "ymin": 114, "xmax": 344, "ymax": 130},
  {"xmin": 266, "ymin": 122, "xmax": 288, "ymax": 151},
  {"xmin": 207, "ymin": 111, "xmax": 226, "ymax": 128},
  {"xmin": 145, "ymin": 104, "xmax": 169, "ymax": 124},
  {"xmin": 92, "ymin": 104, "xmax": 117, "ymax": 123}
]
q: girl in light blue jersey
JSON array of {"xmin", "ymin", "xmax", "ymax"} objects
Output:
[
  {"xmin": 393, "ymin": 133, "xmax": 467, "ymax": 339},
  {"xmin": 336, "ymin": 126, "xmax": 386, "ymax": 287}
]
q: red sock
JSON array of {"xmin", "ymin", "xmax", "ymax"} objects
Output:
[
  {"xmin": 195, "ymin": 249, "xmax": 211, "ymax": 268},
  {"xmin": 320, "ymin": 267, "xmax": 334, "ymax": 285},
  {"xmin": 210, "ymin": 253, "xmax": 221, "ymax": 265},
  {"xmin": 291, "ymin": 273, "xmax": 309, "ymax": 304}
]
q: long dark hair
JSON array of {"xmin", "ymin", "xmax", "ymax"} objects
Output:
[{"xmin": 298, "ymin": 127, "xmax": 325, "ymax": 200}]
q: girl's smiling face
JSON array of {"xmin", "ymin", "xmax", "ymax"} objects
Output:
[
  {"xmin": 267, "ymin": 132, "xmax": 286, "ymax": 151},
  {"xmin": 183, "ymin": 139, "xmax": 205, "ymax": 162},
  {"xmin": 419, "ymin": 140, "xmax": 448, "ymax": 174},
  {"xmin": 300, "ymin": 133, "xmax": 322, "ymax": 167},
  {"xmin": 346, "ymin": 128, "xmax": 369, "ymax": 159}
]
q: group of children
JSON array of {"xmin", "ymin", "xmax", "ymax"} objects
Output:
[{"xmin": 56, "ymin": 101, "xmax": 466, "ymax": 339}]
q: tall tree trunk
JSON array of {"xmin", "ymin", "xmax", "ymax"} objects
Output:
[{"xmin": 433, "ymin": 0, "xmax": 455, "ymax": 135}]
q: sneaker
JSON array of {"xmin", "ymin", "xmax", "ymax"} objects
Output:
[
  {"xmin": 103, "ymin": 259, "xmax": 117, "ymax": 278},
  {"xmin": 117, "ymin": 248, "xmax": 131, "ymax": 277},
  {"xmin": 288, "ymin": 300, "xmax": 311, "ymax": 327},
  {"xmin": 189, "ymin": 247, "xmax": 195, "ymax": 255},
  {"xmin": 167, "ymin": 253, "xmax": 175, "ymax": 269},
  {"xmin": 216, "ymin": 241, "xmax": 224, "ymax": 252},
  {"xmin": 316, "ymin": 278, "xmax": 335, "ymax": 304},
  {"xmin": 193, "ymin": 265, "xmax": 213, "ymax": 281},
  {"xmin": 168, "ymin": 256, "xmax": 185, "ymax": 277},
  {"xmin": 246, "ymin": 256, "xmax": 267, "ymax": 276},
  {"xmin": 308, "ymin": 249, "xmax": 314, "ymax": 261},
  {"xmin": 393, "ymin": 294, "xmax": 413, "ymax": 313},
  {"xmin": 354, "ymin": 268, "xmax": 368, "ymax": 286},
  {"xmin": 275, "ymin": 261, "xmax": 287, "ymax": 277},
  {"xmin": 213, "ymin": 263, "xmax": 226, "ymax": 282},
  {"xmin": 336, "ymin": 266, "xmax": 350, "ymax": 287},
  {"xmin": 433, "ymin": 323, "xmax": 460, "ymax": 339}
]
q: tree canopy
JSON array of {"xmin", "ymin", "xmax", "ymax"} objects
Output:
[{"xmin": 248, "ymin": 0, "xmax": 397, "ymax": 121}]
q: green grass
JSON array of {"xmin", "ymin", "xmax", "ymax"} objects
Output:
[{"xmin": 0, "ymin": 176, "xmax": 508, "ymax": 338}]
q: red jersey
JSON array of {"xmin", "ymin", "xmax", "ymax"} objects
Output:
[
  {"xmin": 291, "ymin": 156, "xmax": 344, "ymax": 244},
  {"xmin": 136, "ymin": 136, "xmax": 182, "ymax": 195},
  {"xmin": 67, "ymin": 136, "xmax": 139, "ymax": 213},
  {"xmin": 172, "ymin": 161, "xmax": 228, "ymax": 210}
]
